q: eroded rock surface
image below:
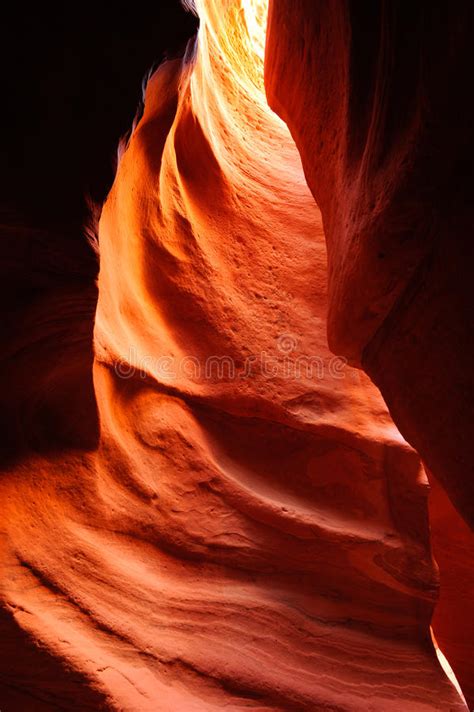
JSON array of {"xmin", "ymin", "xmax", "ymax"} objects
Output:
[
  {"xmin": 265, "ymin": 0, "xmax": 474, "ymax": 527},
  {"xmin": 265, "ymin": 2, "xmax": 473, "ymax": 704},
  {"xmin": 0, "ymin": 1, "xmax": 468, "ymax": 709}
]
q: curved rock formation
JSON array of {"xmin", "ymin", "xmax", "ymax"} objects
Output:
[
  {"xmin": 0, "ymin": 1, "xmax": 469, "ymax": 709},
  {"xmin": 428, "ymin": 471, "xmax": 474, "ymax": 709},
  {"xmin": 264, "ymin": 0, "xmax": 474, "ymax": 527},
  {"xmin": 265, "ymin": 2, "xmax": 474, "ymax": 705}
]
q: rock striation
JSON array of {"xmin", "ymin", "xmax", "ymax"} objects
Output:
[
  {"xmin": 265, "ymin": 2, "xmax": 473, "ymax": 705},
  {"xmin": 0, "ymin": 1, "xmax": 469, "ymax": 709}
]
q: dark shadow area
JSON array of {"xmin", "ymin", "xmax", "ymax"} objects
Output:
[
  {"xmin": 0, "ymin": 2, "xmax": 198, "ymax": 234},
  {"xmin": 0, "ymin": 2, "xmax": 198, "ymax": 465}
]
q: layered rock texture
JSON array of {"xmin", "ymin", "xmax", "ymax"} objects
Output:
[
  {"xmin": 0, "ymin": 1, "xmax": 470, "ymax": 710},
  {"xmin": 265, "ymin": 1, "xmax": 474, "ymax": 704}
]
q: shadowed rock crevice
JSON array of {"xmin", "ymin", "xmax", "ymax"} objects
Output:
[{"xmin": 0, "ymin": 1, "xmax": 471, "ymax": 709}]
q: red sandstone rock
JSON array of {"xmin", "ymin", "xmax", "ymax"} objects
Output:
[
  {"xmin": 428, "ymin": 471, "xmax": 474, "ymax": 708},
  {"xmin": 0, "ymin": 1, "xmax": 469, "ymax": 709},
  {"xmin": 265, "ymin": 0, "xmax": 474, "ymax": 529},
  {"xmin": 265, "ymin": 0, "xmax": 473, "ymax": 705}
]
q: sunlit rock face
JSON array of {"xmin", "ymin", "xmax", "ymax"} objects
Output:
[
  {"xmin": 0, "ymin": 1, "xmax": 468, "ymax": 710},
  {"xmin": 265, "ymin": 1, "xmax": 474, "ymax": 706},
  {"xmin": 264, "ymin": 0, "xmax": 474, "ymax": 533}
]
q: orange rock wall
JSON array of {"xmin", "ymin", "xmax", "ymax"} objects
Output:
[
  {"xmin": 0, "ymin": 1, "xmax": 469, "ymax": 709},
  {"xmin": 265, "ymin": 0, "xmax": 473, "ymax": 705}
]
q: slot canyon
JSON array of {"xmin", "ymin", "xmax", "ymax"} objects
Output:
[{"xmin": 0, "ymin": 1, "xmax": 472, "ymax": 710}]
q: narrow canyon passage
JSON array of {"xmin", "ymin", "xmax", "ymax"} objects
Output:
[{"xmin": 0, "ymin": 1, "xmax": 471, "ymax": 710}]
